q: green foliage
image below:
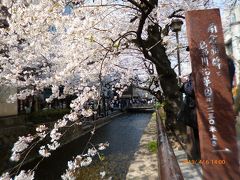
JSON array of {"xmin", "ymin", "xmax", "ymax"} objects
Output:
[
  {"xmin": 155, "ymin": 101, "xmax": 165, "ymax": 109},
  {"xmin": 28, "ymin": 108, "xmax": 70, "ymax": 123},
  {"xmin": 155, "ymin": 102, "xmax": 166, "ymax": 121},
  {"xmin": 147, "ymin": 140, "xmax": 157, "ymax": 153},
  {"xmin": 98, "ymin": 154, "xmax": 105, "ymax": 161},
  {"xmin": 151, "ymin": 112, "xmax": 156, "ymax": 120},
  {"xmin": 155, "ymin": 102, "xmax": 161, "ymax": 109}
]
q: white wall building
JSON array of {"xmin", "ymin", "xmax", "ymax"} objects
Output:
[
  {"xmin": 224, "ymin": 6, "xmax": 240, "ymax": 86},
  {"xmin": 0, "ymin": 86, "xmax": 18, "ymax": 117}
]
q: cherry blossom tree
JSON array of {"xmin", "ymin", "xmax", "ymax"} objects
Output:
[{"xmin": 0, "ymin": 0, "xmax": 231, "ymax": 179}]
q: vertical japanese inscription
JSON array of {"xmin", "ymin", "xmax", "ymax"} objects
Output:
[
  {"xmin": 199, "ymin": 23, "xmax": 220, "ymax": 148},
  {"xmin": 186, "ymin": 9, "xmax": 239, "ymax": 180}
]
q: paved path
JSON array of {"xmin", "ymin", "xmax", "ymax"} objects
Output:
[
  {"xmin": 174, "ymin": 149, "xmax": 202, "ymax": 179},
  {"xmin": 174, "ymin": 114, "xmax": 240, "ymax": 179},
  {"xmin": 126, "ymin": 113, "xmax": 158, "ymax": 180}
]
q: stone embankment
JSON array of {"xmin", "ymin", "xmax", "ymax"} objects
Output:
[{"xmin": 0, "ymin": 111, "xmax": 122, "ymax": 173}]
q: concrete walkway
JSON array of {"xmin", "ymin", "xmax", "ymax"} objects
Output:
[
  {"xmin": 125, "ymin": 113, "xmax": 202, "ymax": 180},
  {"xmin": 173, "ymin": 113, "xmax": 240, "ymax": 179},
  {"xmin": 126, "ymin": 113, "xmax": 158, "ymax": 180},
  {"xmin": 174, "ymin": 149, "xmax": 202, "ymax": 179},
  {"xmin": 126, "ymin": 113, "xmax": 240, "ymax": 180}
]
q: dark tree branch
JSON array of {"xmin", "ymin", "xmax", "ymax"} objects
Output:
[
  {"xmin": 133, "ymin": 79, "xmax": 163, "ymax": 102},
  {"xmin": 134, "ymin": 1, "xmax": 158, "ymax": 65},
  {"xmin": 127, "ymin": 0, "xmax": 144, "ymax": 11},
  {"xmin": 141, "ymin": 0, "xmax": 155, "ymax": 9},
  {"xmin": 168, "ymin": 9, "xmax": 185, "ymax": 19}
]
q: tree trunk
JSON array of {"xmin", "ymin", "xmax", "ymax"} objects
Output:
[{"xmin": 142, "ymin": 24, "xmax": 181, "ymax": 128}]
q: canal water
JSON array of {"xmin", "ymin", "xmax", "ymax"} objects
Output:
[{"xmin": 22, "ymin": 112, "xmax": 152, "ymax": 180}]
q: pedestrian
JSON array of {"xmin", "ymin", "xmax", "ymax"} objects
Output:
[
  {"xmin": 110, "ymin": 101, "xmax": 114, "ymax": 112},
  {"xmin": 227, "ymin": 55, "xmax": 235, "ymax": 90},
  {"xmin": 178, "ymin": 73, "xmax": 197, "ymax": 129},
  {"xmin": 227, "ymin": 55, "xmax": 237, "ymax": 115},
  {"xmin": 177, "ymin": 73, "xmax": 200, "ymax": 159}
]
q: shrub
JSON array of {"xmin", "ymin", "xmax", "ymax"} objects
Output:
[{"xmin": 147, "ymin": 140, "xmax": 158, "ymax": 153}]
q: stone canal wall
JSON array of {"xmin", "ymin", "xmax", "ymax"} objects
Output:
[{"xmin": 0, "ymin": 111, "xmax": 123, "ymax": 173}]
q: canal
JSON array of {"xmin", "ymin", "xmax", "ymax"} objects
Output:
[{"xmin": 22, "ymin": 112, "xmax": 153, "ymax": 180}]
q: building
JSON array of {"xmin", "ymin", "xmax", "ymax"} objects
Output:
[
  {"xmin": 224, "ymin": 6, "xmax": 240, "ymax": 86},
  {"xmin": 0, "ymin": 86, "xmax": 18, "ymax": 117}
]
